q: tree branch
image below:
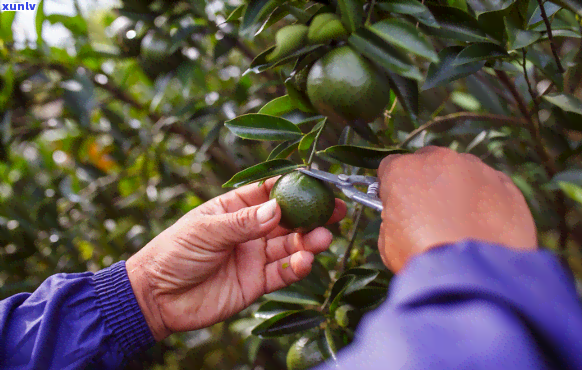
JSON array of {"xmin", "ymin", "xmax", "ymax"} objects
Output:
[
  {"xmin": 495, "ymin": 69, "xmax": 569, "ymax": 253},
  {"xmin": 398, "ymin": 113, "xmax": 527, "ymax": 148},
  {"xmin": 536, "ymin": 0, "xmax": 565, "ymax": 73}
]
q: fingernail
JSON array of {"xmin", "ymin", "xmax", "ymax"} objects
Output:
[{"xmin": 257, "ymin": 199, "xmax": 277, "ymax": 224}]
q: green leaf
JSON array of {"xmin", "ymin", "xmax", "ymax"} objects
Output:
[
  {"xmin": 543, "ymin": 93, "xmax": 582, "ymax": 115},
  {"xmin": 423, "ymin": 46, "xmax": 486, "ymax": 90},
  {"xmin": 340, "ymin": 268, "xmax": 380, "ymax": 295},
  {"xmin": 299, "ymin": 119, "xmax": 326, "ymax": 162},
  {"xmin": 317, "ymin": 145, "xmax": 407, "ymax": 169},
  {"xmin": 344, "ymin": 286, "xmax": 388, "ymax": 309},
  {"xmin": 225, "ymin": 114, "xmax": 303, "ymax": 141},
  {"xmin": 328, "ymin": 275, "xmax": 357, "ymax": 313},
  {"xmin": 548, "ymin": 0, "xmax": 582, "ymax": 16},
  {"xmin": 423, "ymin": 4, "xmax": 490, "ymax": 42},
  {"xmin": 0, "ymin": 64, "xmax": 13, "ymax": 110},
  {"xmin": 0, "ymin": 10, "xmax": 16, "ymax": 43},
  {"xmin": 337, "ymin": 0, "xmax": 364, "ymax": 33},
  {"xmin": 369, "ymin": 19, "xmax": 439, "ymax": 62},
  {"xmin": 267, "ymin": 139, "xmax": 301, "ymax": 160},
  {"xmin": 465, "ymin": 0, "xmax": 516, "ymax": 15},
  {"xmin": 240, "ymin": 0, "xmax": 281, "ymax": 38},
  {"xmin": 251, "ymin": 309, "xmax": 326, "ymax": 338},
  {"xmin": 528, "ymin": 2, "xmax": 562, "ymax": 26},
  {"xmin": 35, "ymin": 0, "xmax": 45, "ymax": 49},
  {"xmin": 526, "ymin": 47, "xmax": 563, "ymax": 90},
  {"xmin": 558, "ymin": 182, "xmax": 582, "ymax": 205},
  {"xmin": 264, "ymin": 285, "xmax": 322, "ymax": 305},
  {"xmin": 226, "ymin": 4, "xmax": 246, "ymax": 22},
  {"xmin": 285, "ymin": 79, "xmax": 316, "ymax": 113},
  {"xmin": 453, "ymin": 42, "xmax": 508, "ymax": 66},
  {"xmin": 259, "ymin": 95, "xmax": 297, "ymax": 116},
  {"xmin": 222, "ymin": 160, "xmax": 300, "ymax": 188},
  {"xmin": 348, "ymin": 29, "xmax": 423, "ymax": 81},
  {"xmin": 386, "ymin": 72, "xmax": 419, "ymax": 123},
  {"xmin": 377, "ymin": 0, "xmax": 440, "ymax": 28},
  {"xmin": 246, "ymin": 44, "xmax": 323, "ymax": 74},
  {"xmin": 254, "ymin": 301, "xmax": 304, "ymax": 319},
  {"xmin": 505, "ymin": 17, "xmax": 541, "ymax": 50},
  {"xmin": 46, "ymin": 14, "xmax": 88, "ymax": 36}
]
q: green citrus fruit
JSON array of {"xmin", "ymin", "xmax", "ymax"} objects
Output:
[
  {"xmin": 306, "ymin": 46, "xmax": 392, "ymax": 127},
  {"xmin": 267, "ymin": 24, "xmax": 309, "ymax": 62},
  {"xmin": 307, "ymin": 13, "xmax": 349, "ymax": 44},
  {"xmin": 287, "ymin": 336, "xmax": 326, "ymax": 370},
  {"xmin": 270, "ymin": 171, "xmax": 335, "ymax": 233}
]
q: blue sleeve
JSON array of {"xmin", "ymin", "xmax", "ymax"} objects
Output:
[
  {"xmin": 315, "ymin": 239, "xmax": 582, "ymax": 370},
  {"xmin": 0, "ymin": 261, "xmax": 155, "ymax": 370}
]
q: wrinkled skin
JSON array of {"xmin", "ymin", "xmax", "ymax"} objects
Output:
[
  {"xmin": 377, "ymin": 146, "xmax": 538, "ymax": 273},
  {"xmin": 127, "ymin": 177, "xmax": 347, "ymax": 340}
]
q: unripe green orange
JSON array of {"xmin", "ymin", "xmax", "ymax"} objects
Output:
[
  {"xmin": 270, "ymin": 171, "xmax": 335, "ymax": 233},
  {"xmin": 306, "ymin": 46, "xmax": 392, "ymax": 127},
  {"xmin": 307, "ymin": 13, "xmax": 349, "ymax": 44}
]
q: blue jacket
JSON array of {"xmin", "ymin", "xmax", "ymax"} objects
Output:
[{"xmin": 1, "ymin": 239, "xmax": 581, "ymax": 369}]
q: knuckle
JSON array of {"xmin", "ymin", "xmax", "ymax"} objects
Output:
[{"xmin": 234, "ymin": 208, "xmax": 255, "ymax": 232}]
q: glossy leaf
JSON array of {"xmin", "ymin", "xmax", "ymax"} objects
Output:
[
  {"xmin": 337, "ymin": 0, "xmax": 364, "ymax": 33},
  {"xmin": 548, "ymin": 0, "xmax": 582, "ymax": 16},
  {"xmin": 225, "ymin": 114, "xmax": 303, "ymax": 141},
  {"xmin": 264, "ymin": 284, "xmax": 323, "ymax": 305},
  {"xmin": 558, "ymin": 182, "xmax": 582, "ymax": 205},
  {"xmin": 267, "ymin": 139, "xmax": 301, "ymax": 160},
  {"xmin": 285, "ymin": 79, "xmax": 316, "ymax": 113},
  {"xmin": 0, "ymin": 10, "xmax": 16, "ymax": 43},
  {"xmin": 222, "ymin": 160, "xmax": 300, "ymax": 188},
  {"xmin": 424, "ymin": 4, "xmax": 489, "ymax": 42},
  {"xmin": 341, "ymin": 268, "xmax": 380, "ymax": 295},
  {"xmin": 328, "ymin": 275, "xmax": 357, "ymax": 313},
  {"xmin": 254, "ymin": 301, "xmax": 304, "ymax": 319},
  {"xmin": 505, "ymin": 17, "xmax": 541, "ymax": 50},
  {"xmin": 369, "ymin": 19, "xmax": 439, "ymax": 62},
  {"xmin": 547, "ymin": 170, "xmax": 582, "ymax": 189},
  {"xmin": 542, "ymin": 93, "xmax": 582, "ymax": 115},
  {"xmin": 465, "ymin": 0, "xmax": 516, "ymax": 15},
  {"xmin": 247, "ymin": 44, "xmax": 323, "ymax": 74},
  {"xmin": 348, "ymin": 29, "xmax": 423, "ymax": 81},
  {"xmin": 226, "ymin": 4, "xmax": 246, "ymax": 22},
  {"xmin": 377, "ymin": 0, "xmax": 439, "ymax": 27},
  {"xmin": 259, "ymin": 95, "xmax": 296, "ymax": 116},
  {"xmin": 317, "ymin": 145, "xmax": 407, "ymax": 169},
  {"xmin": 251, "ymin": 309, "xmax": 325, "ymax": 337},
  {"xmin": 344, "ymin": 286, "xmax": 388, "ymax": 309},
  {"xmin": 240, "ymin": 0, "xmax": 281, "ymax": 38},
  {"xmin": 299, "ymin": 119, "xmax": 326, "ymax": 161},
  {"xmin": 453, "ymin": 42, "xmax": 508, "ymax": 66},
  {"xmin": 528, "ymin": 2, "xmax": 562, "ymax": 26},
  {"xmin": 423, "ymin": 46, "xmax": 486, "ymax": 90},
  {"xmin": 386, "ymin": 72, "xmax": 420, "ymax": 123},
  {"xmin": 35, "ymin": 0, "xmax": 45, "ymax": 48}
]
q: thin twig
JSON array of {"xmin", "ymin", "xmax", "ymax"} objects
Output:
[
  {"xmin": 339, "ymin": 205, "xmax": 364, "ymax": 274},
  {"xmin": 536, "ymin": 0, "xmax": 565, "ymax": 73},
  {"xmin": 398, "ymin": 113, "xmax": 527, "ymax": 148}
]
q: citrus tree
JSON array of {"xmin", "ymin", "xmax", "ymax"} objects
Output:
[{"xmin": 1, "ymin": 0, "xmax": 582, "ymax": 369}]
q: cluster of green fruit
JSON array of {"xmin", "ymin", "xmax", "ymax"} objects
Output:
[{"xmin": 271, "ymin": 13, "xmax": 392, "ymax": 136}]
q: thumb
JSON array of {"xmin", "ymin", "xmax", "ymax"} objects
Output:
[{"xmin": 209, "ymin": 199, "xmax": 281, "ymax": 245}]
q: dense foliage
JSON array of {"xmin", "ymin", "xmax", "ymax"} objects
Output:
[{"xmin": 1, "ymin": 0, "xmax": 582, "ymax": 369}]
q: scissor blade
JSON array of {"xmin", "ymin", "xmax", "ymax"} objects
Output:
[
  {"xmin": 297, "ymin": 167, "xmax": 345, "ymax": 186},
  {"xmin": 340, "ymin": 187, "xmax": 384, "ymax": 212}
]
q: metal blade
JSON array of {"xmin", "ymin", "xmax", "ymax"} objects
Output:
[{"xmin": 297, "ymin": 167, "xmax": 345, "ymax": 186}]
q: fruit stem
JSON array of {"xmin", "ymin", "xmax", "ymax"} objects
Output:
[
  {"xmin": 339, "ymin": 204, "xmax": 363, "ymax": 274},
  {"xmin": 307, "ymin": 119, "xmax": 327, "ymax": 168}
]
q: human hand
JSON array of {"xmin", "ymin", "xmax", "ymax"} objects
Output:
[
  {"xmin": 377, "ymin": 146, "xmax": 537, "ymax": 273},
  {"xmin": 126, "ymin": 177, "xmax": 346, "ymax": 341}
]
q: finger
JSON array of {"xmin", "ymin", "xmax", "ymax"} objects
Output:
[
  {"xmin": 265, "ymin": 198, "xmax": 346, "ymax": 240},
  {"xmin": 414, "ymin": 145, "xmax": 443, "ymax": 155},
  {"xmin": 205, "ymin": 177, "xmax": 282, "ymax": 214},
  {"xmin": 460, "ymin": 153, "xmax": 483, "ymax": 164},
  {"xmin": 265, "ymin": 227, "xmax": 333, "ymax": 263},
  {"xmin": 264, "ymin": 251, "xmax": 314, "ymax": 293},
  {"xmin": 207, "ymin": 198, "xmax": 281, "ymax": 245},
  {"xmin": 378, "ymin": 154, "xmax": 404, "ymax": 180},
  {"xmin": 326, "ymin": 199, "xmax": 347, "ymax": 225}
]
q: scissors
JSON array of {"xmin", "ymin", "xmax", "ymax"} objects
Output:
[{"xmin": 297, "ymin": 167, "xmax": 383, "ymax": 212}]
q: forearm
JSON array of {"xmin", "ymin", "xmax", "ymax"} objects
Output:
[
  {"xmin": 0, "ymin": 261, "xmax": 155, "ymax": 369},
  {"xmin": 315, "ymin": 239, "xmax": 582, "ymax": 369}
]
